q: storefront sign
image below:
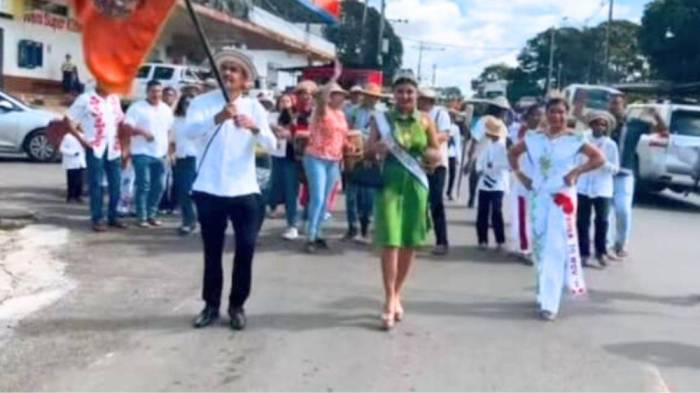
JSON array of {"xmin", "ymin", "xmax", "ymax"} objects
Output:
[{"xmin": 23, "ymin": 10, "xmax": 81, "ymax": 32}]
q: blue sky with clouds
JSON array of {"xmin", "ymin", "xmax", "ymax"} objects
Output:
[{"xmin": 368, "ymin": 0, "xmax": 649, "ymax": 93}]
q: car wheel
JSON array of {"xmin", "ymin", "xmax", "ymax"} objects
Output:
[{"xmin": 24, "ymin": 129, "xmax": 57, "ymax": 162}]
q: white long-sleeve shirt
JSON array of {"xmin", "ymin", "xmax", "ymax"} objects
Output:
[
  {"xmin": 59, "ymin": 133, "xmax": 86, "ymax": 170},
  {"xmin": 185, "ymin": 91, "xmax": 276, "ymax": 198},
  {"xmin": 476, "ymin": 139, "xmax": 510, "ymax": 192},
  {"xmin": 578, "ymin": 133, "xmax": 619, "ymax": 198}
]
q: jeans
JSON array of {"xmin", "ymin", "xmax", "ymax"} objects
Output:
[
  {"xmin": 193, "ymin": 192, "xmax": 261, "ymax": 309},
  {"xmin": 344, "ymin": 179, "xmax": 375, "ymax": 235},
  {"xmin": 132, "ymin": 154, "xmax": 166, "ymax": 221},
  {"xmin": 476, "ymin": 190, "xmax": 505, "ymax": 245},
  {"xmin": 428, "ymin": 166, "xmax": 449, "ymax": 246},
  {"xmin": 609, "ymin": 173, "xmax": 635, "ymax": 250},
  {"xmin": 86, "ymin": 150, "xmax": 121, "ymax": 224},
  {"xmin": 271, "ymin": 156, "xmax": 300, "ymax": 228},
  {"xmin": 577, "ymin": 195, "xmax": 611, "ymax": 257},
  {"xmin": 303, "ymin": 155, "xmax": 340, "ymax": 241},
  {"xmin": 173, "ymin": 157, "xmax": 197, "ymax": 228}
]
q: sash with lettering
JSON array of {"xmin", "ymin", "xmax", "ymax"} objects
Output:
[{"xmin": 374, "ymin": 112, "xmax": 429, "ymax": 190}]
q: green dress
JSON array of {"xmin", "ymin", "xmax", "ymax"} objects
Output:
[{"xmin": 374, "ymin": 110, "xmax": 430, "ymax": 248}]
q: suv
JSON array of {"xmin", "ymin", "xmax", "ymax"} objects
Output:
[
  {"xmin": 131, "ymin": 63, "xmax": 204, "ymax": 100},
  {"xmin": 624, "ymin": 102, "xmax": 700, "ymax": 195},
  {"xmin": 0, "ymin": 90, "xmax": 60, "ymax": 162}
]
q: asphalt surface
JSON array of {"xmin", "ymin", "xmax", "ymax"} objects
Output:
[{"xmin": 0, "ymin": 157, "xmax": 699, "ymax": 392}]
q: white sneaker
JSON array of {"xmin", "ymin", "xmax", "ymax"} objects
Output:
[{"xmin": 282, "ymin": 227, "xmax": 299, "ymax": 240}]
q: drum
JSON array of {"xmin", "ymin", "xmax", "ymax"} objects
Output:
[
  {"xmin": 343, "ymin": 130, "xmax": 364, "ymax": 171},
  {"xmin": 293, "ymin": 130, "xmax": 310, "ymax": 161}
]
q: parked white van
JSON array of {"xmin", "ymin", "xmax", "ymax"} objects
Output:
[{"xmin": 131, "ymin": 63, "xmax": 204, "ymax": 100}]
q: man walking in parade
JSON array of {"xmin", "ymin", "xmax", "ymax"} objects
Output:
[
  {"xmin": 185, "ymin": 49, "xmax": 276, "ymax": 330},
  {"xmin": 418, "ymin": 87, "xmax": 452, "ymax": 255},
  {"xmin": 124, "ymin": 80, "xmax": 175, "ymax": 228}
]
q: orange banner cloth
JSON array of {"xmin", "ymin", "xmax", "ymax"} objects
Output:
[
  {"xmin": 313, "ymin": 0, "xmax": 341, "ymax": 18},
  {"xmin": 72, "ymin": 0, "xmax": 177, "ymax": 95}
]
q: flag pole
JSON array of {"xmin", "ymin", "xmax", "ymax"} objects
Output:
[{"xmin": 183, "ymin": 0, "xmax": 230, "ymax": 103}]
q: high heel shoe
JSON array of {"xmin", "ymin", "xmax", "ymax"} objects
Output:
[
  {"xmin": 381, "ymin": 311, "xmax": 395, "ymax": 330},
  {"xmin": 395, "ymin": 303, "xmax": 404, "ymax": 322}
]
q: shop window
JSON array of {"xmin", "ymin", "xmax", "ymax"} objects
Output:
[
  {"xmin": 18, "ymin": 40, "xmax": 43, "ymax": 69},
  {"xmin": 30, "ymin": 0, "xmax": 69, "ymax": 16}
]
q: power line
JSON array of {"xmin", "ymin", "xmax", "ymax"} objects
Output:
[{"xmin": 400, "ymin": 35, "xmax": 520, "ymax": 51}]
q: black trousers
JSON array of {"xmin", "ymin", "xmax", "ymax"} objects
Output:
[
  {"xmin": 467, "ymin": 163, "xmax": 480, "ymax": 208},
  {"xmin": 428, "ymin": 166, "xmax": 448, "ymax": 246},
  {"xmin": 577, "ymin": 194, "xmax": 611, "ymax": 258},
  {"xmin": 66, "ymin": 168, "xmax": 84, "ymax": 201},
  {"xmin": 476, "ymin": 190, "xmax": 505, "ymax": 245},
  {"xmin": 193, "ymin": 192, "xmax": 262, "ymax": 310},
  {"xmin": 446, "ymin": 157, "xmax": 457, "ymax": 198}
]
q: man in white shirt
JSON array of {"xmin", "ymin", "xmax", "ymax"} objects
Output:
[
  {"xmin": 186, "ymin": 49, "xmax": 276, "ymax": 331},
  {"xmin": 64, "ymin": 84, "xmax": 128, "ymax": 232},
  {"xmin": 124, "ymin": 80, "xmax": 175, "ymax": 227},
  {"xmin": 418, "ymin": 87, "xmax": 452, "ymax": 255},
  {"xmin": 577, "ymin": 111, "xmax": 620, "ymax": 268}
]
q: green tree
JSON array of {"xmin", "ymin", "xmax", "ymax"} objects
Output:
[
  {"xmin": 322, "ymin": 0, "xmax": 403, "ymax": 83},
  {"xmin": 639, "ymin": 0, "xmax": 700, "ymax": 83}
]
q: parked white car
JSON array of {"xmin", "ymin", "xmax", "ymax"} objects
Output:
[
  {"xmin": 0, "ymin": 90, "xmax": 60, "ymax": 162},
  {"xmin": 625, "ymin": 102, "xmax": 700, "ymax": 194},
  {"xmin": 130, "ymin": 63, "xmax": 204, "ymax": 100}
]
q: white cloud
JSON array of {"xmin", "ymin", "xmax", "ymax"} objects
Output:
[{"xmin": 379, "ymin": 0, "xmax": 645, "ymax": 95}]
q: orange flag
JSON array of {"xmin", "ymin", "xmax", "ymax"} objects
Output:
[
  {"xmin": 313, "ymin": 0, "xmax": 341, "ymax": 18},
  {"xmin": 72, "ymin": 0, "xmax": 177, "ymax": 95}
]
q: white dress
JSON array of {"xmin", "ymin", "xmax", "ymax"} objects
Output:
[{"xmin": 524, "ymin": 131, "xmax": 587, "ymax": 314}]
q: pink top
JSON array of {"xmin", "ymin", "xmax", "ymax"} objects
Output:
[{"xmin": 305, "ymin": 107, "xmax": 349, "ymax": 161}]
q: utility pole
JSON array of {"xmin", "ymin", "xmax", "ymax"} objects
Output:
[
  {"xmin": 546, "ymin": 27, "xmax": 556, "ymax": 94},
  {"xmin": 603, "ymin": 0, "xmax": 614, "ymax": 83},
  {"xmin": 357, "ymin": 0, "xmax": 369, "ymax": 63},
  {"xmin": 432, "ymin": 63, "xmax": 437, "ymax": 86},
  {"xmin": 415, "ymin": 42, "xmax": 444, "ymax": 82},
  {"xmin": 377, "ymin": 0, "xmax": 386, "ymax": 67}
]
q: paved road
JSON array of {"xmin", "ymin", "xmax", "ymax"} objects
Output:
[{"xmin": 1, "ymin": 159, "xmax": 699, "ymax": 391}]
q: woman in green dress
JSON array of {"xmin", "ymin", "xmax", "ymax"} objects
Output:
[{"xmin": 365, "ymin": 71, "xmax": 440, "ymax": 330}]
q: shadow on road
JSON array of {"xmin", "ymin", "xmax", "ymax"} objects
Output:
[
  {"xmin": 605, "ymin": 341, "xmax": 700, "ymax": 369},
  {"xmin": 589, "ymin": 290, "xmax": 700, "ymax": 307}
]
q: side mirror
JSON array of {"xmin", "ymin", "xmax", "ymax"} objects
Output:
[{"xmin": 0, "ymin": 100, "xmax": 14, "ymax": 111}]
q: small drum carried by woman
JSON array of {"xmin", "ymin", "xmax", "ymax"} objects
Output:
[{"xmin": 343, "ymin": 129, "xmax": 364, "ymax": 171}]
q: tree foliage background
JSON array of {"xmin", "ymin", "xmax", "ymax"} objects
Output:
[
  {"xmin": 322, "ymin": 0, "xmax": 403, "ymax": 83},
  {"xmin": 475, "ymin": 20, "xmax": 646, "ymax": 103},
  {"xmin": 639, "ymin": 0, "xmax": 700, "ymax": 83}
]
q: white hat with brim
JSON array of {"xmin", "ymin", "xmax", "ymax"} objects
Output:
[
  {"xmin": 350, "ymin": 85, "xmax": 363, "ymax": 94},
  {"xmin": 490, "ymin": 96, "xmax": 511, "ymax": 111},
  {"xmin": 327, "ymin": 82, "xmax": 348, "ymax": 96},
  {"xmin": 419, "ymin": 87, "xmax": 438, "ymax": 100},
  {"xmin": 483, "ymin": 115, "xmax": 508, "ymax": 138},
  {"xmin": 213, "ymin": 49, "xmax": 258, "ymax": 81},
  {"xmin": 586, "ymin": 110, "xmax": 617, "ymax": 132}
]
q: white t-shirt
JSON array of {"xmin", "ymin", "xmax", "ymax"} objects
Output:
[
  {"xmin": 66, "ymin": 91, "xmax": 124, "ymax": 160},
  {"xmin": 428, "ymin": 106, "xmax": 452, "ymax": 168},
  {"xmin": 184, "ymin": 91, "xmax": 277, "ymax": 197},
  {"xmin": 170, "ymin": 117, "xmax": 200, "ymax": 158},
  {"xmin": 125, "ymin": 100, "xmax": 174, "ymax": 158},
  {"xmin": 476, "ymin": 139, "xmax": 510, "ymax": 192},
  {"xmin": 59, "ymin": 133, "xmax": 86, "ymax": 170},
  {"xmin": 577, "ymin": 133, "xmax": 619, "ymax": 198}
]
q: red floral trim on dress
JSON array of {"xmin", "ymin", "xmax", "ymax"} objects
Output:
[{"xmin": 88, "ymin": 95, "xmax": 106, "ymax": 150}]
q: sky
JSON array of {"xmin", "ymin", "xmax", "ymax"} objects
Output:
[{"xmin": 369, "ymin": 0, "xmax": 649, "ymax": 94}]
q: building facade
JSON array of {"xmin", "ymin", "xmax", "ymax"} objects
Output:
[{"xmin": 0, "ymin": 0, "xmax": 336, "ymax": 94}]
